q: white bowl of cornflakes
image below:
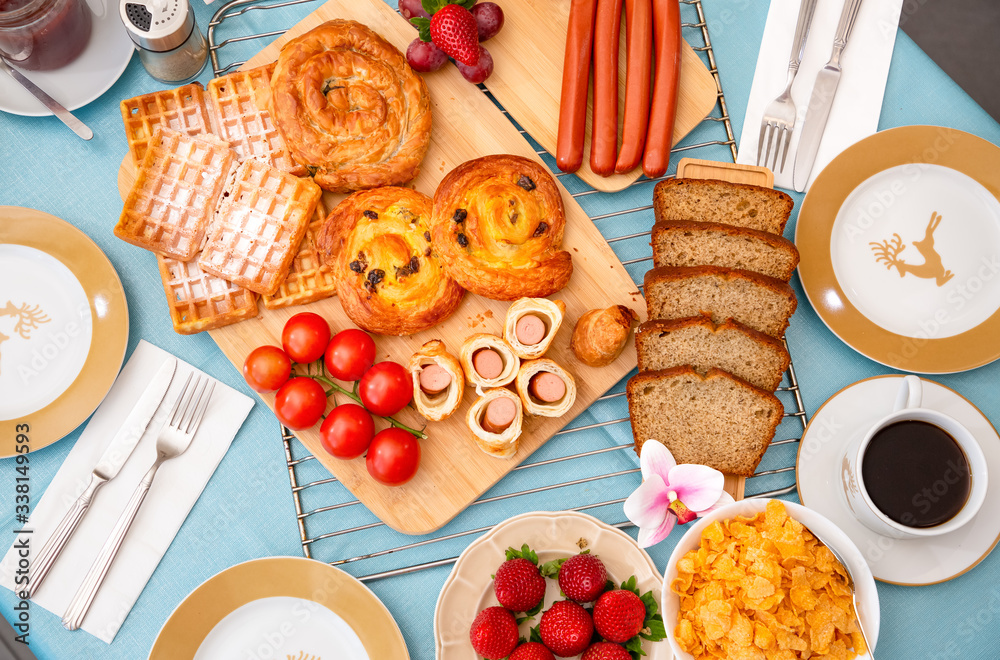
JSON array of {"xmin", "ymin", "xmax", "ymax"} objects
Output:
[{"xmin": 662, "ymin": 498, "xmax": 879, "ymax": 660}]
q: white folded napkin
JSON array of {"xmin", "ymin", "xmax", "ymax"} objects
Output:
[
  {"xmin": 0, "ymin": 340, "xmax": 253, "ymax": 643},
  {"xmin": 736, "ymin": 0, "xmax": 904, "ymax": 192}
]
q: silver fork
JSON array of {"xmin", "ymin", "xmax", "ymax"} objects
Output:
[
  {"xmin": 61, "ymin": 373, "xmax": 216, "ymax": 631},
  {"xmin": 756, "ymin": 0, "xmax": 820, "ymax": 172}
]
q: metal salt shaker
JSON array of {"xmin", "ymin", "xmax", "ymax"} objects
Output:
[{"xmin": 119, "ymin": 0, "xmax": 207, "ymax": 83}]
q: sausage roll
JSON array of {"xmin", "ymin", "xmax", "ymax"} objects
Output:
[
  {"xmin": 570, "ymin": 305, "xmax": 638, "ymax": 367},
  {"xmin": 467, "ymin": 388, "xmax": 523, "ymax": 459},
  {"xmin": 515, "ymin": 358, "xmax": 577, "ymax": 417},
  {"xmin": 409, "ymin": 340, "xmax": 464, "ymax": 422},
  {"xmin": 270, "ymin": 20, "xmax": 432, "ymax": 193},
  {"xmin": 316, "ymin": 187, "xmax": 465, "ymax": 335},
  {"xmin": 432, "ymin": 155, "xmax": 573, "ymax": 300},
  {"xmin": 460, "ymin": 333, "xmax": 520, "ymax": 391},
  {"xmin": 503, "ymin": 298, "xmax": 566, "ymax": 359}
]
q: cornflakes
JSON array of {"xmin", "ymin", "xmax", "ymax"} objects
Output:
[{"xmin": 671, "ymin": 500, "xmax": 867, "ymax": 660}]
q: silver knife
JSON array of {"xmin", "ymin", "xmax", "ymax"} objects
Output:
[
  {"xmin": 791, "ymin": 0, "xmax": 865, "ymax": 192},
  {"xmin": 24, "ymin": 357, "xmax": 177, "ymax": 599},
  {"xmin": 0, "ymin": 58, "xmax": 93, "ymax": 141}
]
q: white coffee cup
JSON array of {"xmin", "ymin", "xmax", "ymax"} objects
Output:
[{"xmin": 841, "ymin": 375, "xmax": 989, "ymax": 539}]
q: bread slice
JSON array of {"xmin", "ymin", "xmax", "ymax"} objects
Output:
[
  {"xmin": 652, "ymin": 178, "xmax": 793, "ymax": 235},
  {"xmin": 635, "ymin": 317, "xmax": 790, "ymax": 391},
  {"xmin": 643, "ymin": 265, "xmax": 797, "ymax": 338},
  {"xmin": 650, "ymin": 220, "xmax": 799, "ymax": 281},
  {"xmin": 626, "ymin": 366, "xmax": 783, "ymax": 476}
]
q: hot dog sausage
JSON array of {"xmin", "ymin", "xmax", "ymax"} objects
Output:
[
  {"xmin": 514, "ymin": 314, "xmax": 546, "ymax": 346},
  {"xmin": 642, "ymin": 0, "xmax": 681, "ymax": 179},
  {"xmin": 614, "ymin": 0, "xmax": 653, "ymax": 173},
  {"xmin": 419, "ymin": 364, "xmax": 452, "ymax": 396},
  {"xmin": 472, "ymin": 348, "xmax": 504, "ymax": 380},
  {"xmin": 556, "ymin": 0, "xmax": 599, "ymax": 173},
  {"xmin": 528, "ymin": 372, "xmax": 567, "ymax": 403},
  {"xmin": 481, "ymin": 396, "xmax": 517, "ymax": 434},
  {"xmin": 589, "ymin": 0, "xmax": 623, "ymax": 177}
]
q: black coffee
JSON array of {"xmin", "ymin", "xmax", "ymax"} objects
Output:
[{"xmin": 860, "ymin": 420, "xmax": 971, "ymax": 528}]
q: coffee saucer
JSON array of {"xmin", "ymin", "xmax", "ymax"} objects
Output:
[{"xmin": 796, "ymin": 375, "xmax": 1000, "ymax": 585}]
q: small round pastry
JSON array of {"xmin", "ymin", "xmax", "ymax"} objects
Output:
[
  {"xmin": 570, "ymin": 305, "xmax": 638, "ymax": 367},
  {"xmin": 432, "ymin": 154, "xmax": 573, "ymax": 300},
  {"xmin": 460, "ymin": 333, "xmax": 520, "ymax": 390},
  {"xmin": 503, "ymin": 298, "xmax": 566, "ymax": 359},
  {"xmin": 270, "ymin": 19, "xmax": 433, "ymax": 192},
  {"xmin": 408, "ymin": 339, "xmax": 464, "ymax": 422},
  {"xmin": 515, "ymin": 358, "xmax": 577, "ymax": 417},
  {"xmin": 317, "ymin": 187, "xmax": 465, "ymax": 335},
  {"xmin": 467, "ymin": 388, "xmax": 523, "ymax": 459}
]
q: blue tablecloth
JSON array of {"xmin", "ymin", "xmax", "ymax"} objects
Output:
[{"xmin": 2, "ymin": 0, "xmax": 999, "ymax": 658}]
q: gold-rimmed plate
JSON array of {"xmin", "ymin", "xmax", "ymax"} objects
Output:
[
  {"xmin": 796, "ymin": 125, "xmax": 1000, "ymax": 373},
  {"xmin": 149, "ymin": 556, "xmax": 409, "ymax": 660},
  {"xmin": 0, "ymin": 206, "xmax": 129, "ymax": 456}
]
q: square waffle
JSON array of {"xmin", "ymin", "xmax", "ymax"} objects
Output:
[
  {"xmin": 262, "ymin": 200, "xmax": 338, "ymax": 309},
  {"xmin": 120, "ymin": 84, "xmax": 214, "ymax": 165},
  {"xmin": 207, "ymin": 63, "xmax": 305, "ymax": 175},
  {"xmin": 199, "ymin": 158, "xmax": 322, "ymax": 296},
  {"xmin": 115, "ymin": 127, "xmax": 236, "ymax": 261},
  {"xmin": 157, "ymin": 253, "xmax": 258, "ymax": 334}
]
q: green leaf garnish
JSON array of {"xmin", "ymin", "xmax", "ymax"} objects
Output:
[
  {"xmin": 539, "ymin": 557, "xmax": 567, "ymax": 579},
  {"xmin": 409, "ymin": 17, "xmax": 431, "ymax": 42}
]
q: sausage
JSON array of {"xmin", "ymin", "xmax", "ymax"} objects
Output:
[
  {"xmin": 589, "ymin": 0, "xmax": 623, "ymax": 177},
  {"xmin": 418, "ymin": 364, "xmax": 452, "ymax": 395},
  {"xmin": 481, "ymin": 396, "xmax": 517, "ymax": 434},
  {"xmin": 556, "ymin": 0, "xmax": 599, "ymax": 173},
  {"xmin": 472, "ymin": 348, "xmax": 504, "ymax": 380},
  {"xmin": 614, "ymin": 0, "xmax": 653, "ymax": 173},
  {"xmin": 529, "ymin": 372, "xmax": 567, "ymax": 403},
  {"xmin": 514, "ymin": 314, "xmax": 546, "ymax": 346},
  {"xmin": 642, "ymin": 0, "xmax": 681, "ymax": 179}
]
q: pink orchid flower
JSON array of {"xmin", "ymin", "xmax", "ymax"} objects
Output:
[{"xmin": 623, "ymin": 441, "xmax": 735, "ymax": 548}]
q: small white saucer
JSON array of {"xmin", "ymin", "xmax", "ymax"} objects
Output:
[{"xmin": 797, "ymin": 375, "xmax": 1000, "ymax": 585}]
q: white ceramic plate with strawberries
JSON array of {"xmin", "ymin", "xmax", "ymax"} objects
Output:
[{"xmin": 434, "ymin": 510, "xmax": 669, "ymax": 659}]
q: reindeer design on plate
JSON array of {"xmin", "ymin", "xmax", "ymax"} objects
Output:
[
  {"xmin": 0, "ymin": 301, "xmax": 51, "ymax": 376},
  {"xmin": 869, "ymin": 211, "xmax": 955, "ymax": 287}
]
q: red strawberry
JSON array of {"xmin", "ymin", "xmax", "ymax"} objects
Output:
[
  {"xmin": 538, "ymin": 600, "xmax": 594, "ymax": 658},
  {"xmin": 557, "ymin": 553, "xmax": 608, "ymax": 603},
  {"xmin": 469, "ymin": 606, "xmax": 519, "ymax": 660},
  {"xmin": 495, "ymin": 556, "xmax": 546, "ymax": 613},
  {"xmin": 592, "ymin": 589, "xmax": 646, "ymax": 644},
  {"xmin": 581, "ymin": 642, "xmax": 632, "ymax": 660},
  {"xmin": 429, "ymin": 3, "xmax": 480, "ymax": 66},
  {"xmin": 510, "ymin": 641, "xmax": 556, "ymax": 660}
]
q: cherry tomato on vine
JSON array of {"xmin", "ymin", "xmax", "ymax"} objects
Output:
[
  {"xmin": 282, "ymin": 312, "xmax": 331, "ymax": 364},
  {"xmin": 366, "ymin": 428, "xmax": 421, "ymax": 486},
  {"xmin": 274, "ymin": 377, "xmax": 327, "ymax": 430},
  {"xmin": 242, "ymin": 345, "xmax": 292, "ymax": 392},
  {"xmin": 324, "ymin": 329, "xmax": 376, "ymax": 382},
  {"xmin": 359, "ymin": 361, "xmax": 413, "ymax": 416},
  {"xmin": 320, "ymin": 403, "xmax": 375, "ymax": 459}
]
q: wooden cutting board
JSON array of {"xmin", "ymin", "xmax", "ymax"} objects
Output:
[
  {"xmin": 484, "ymin": 0, "xmax": 719, "ymax": 192},
  {"xmin": 119, "ymin": 0, "xmax": 647, "ymax": 536}
]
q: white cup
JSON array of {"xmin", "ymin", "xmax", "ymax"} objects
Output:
[{"xmin": 841, "ymin": 375, "xmax": 989, "ymax": 539}]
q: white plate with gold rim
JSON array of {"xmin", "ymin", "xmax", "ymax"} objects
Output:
[
  {"xmin": 149, "ymin": 556, "xmax": 409, "ymax": 660},
  {"xmin": 796, "ymin": 125, "xmax": 1000, "ymax": 373},
  {"xmin": 434, "ymin": 510, "xmax": 669, "ymax": 660},
  {"xmin": 797, "ymin": 375, "xmax": 1000, "ymax": 585},
  {"xmin": 0, "ymin": 206, "xmax": 128, "ymax": 455}
]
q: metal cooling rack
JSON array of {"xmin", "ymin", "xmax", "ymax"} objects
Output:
[{"xmin": 207, "ymin": 0, "xmax": 807, "ymax": 581}]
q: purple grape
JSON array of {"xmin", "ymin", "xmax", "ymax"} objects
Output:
[
  {"xmin": 456, "ymin": 46, "xmax": 494, "ymax": 83},
  {"xmin": 399, "ymin": 0, "xmax": 429, "ymax": 20},
  {"xmin": 471, "ymin": 2, "xmax": 504, "ymax": 42},
  {"xmin": 406, "ymin": 38, "xmax": 449, "ymax": 73}
]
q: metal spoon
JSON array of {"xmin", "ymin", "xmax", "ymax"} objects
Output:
[
  {"xmin": 0, "ymin": 58, "xmax": 93, "ymax": 140},
  {"xmin": 807, "ymin": 524, "xmax": 875, "ymax": 657}
]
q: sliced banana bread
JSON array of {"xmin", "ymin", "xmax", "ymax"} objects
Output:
[
  {"xmin": 650, "ymin": 220, "xmax": 799, "ymax": 281},
  {"xmin": 626, "ymin": 366, "xmax": 783, "ymax": 476},
  {"xmin": 652, "ymin": 178, "xmax": 793, "ymax": 235},
  {"xmin": 635, "ymin": 316, "xmax": 790, "ymax": 391},
  {"xmin": 643, "ymin": 265, "xmax": 797, "ymax": 338}
]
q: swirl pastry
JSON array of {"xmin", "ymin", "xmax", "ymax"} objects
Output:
[
  {"xmin": 515, "ymin": 358, "xmax": 577, "ymax": 417},
  {"xmin": 467, "ymin": 388, "xmax": 523, "ymax": 459},
  {"xmin": 460, "ymin": 333, "xmax": 520, "ymax": 391},
  {"xmin": 503, "ymin": 298, "xmax": 566, "ymax": 359},
  {"xmin": 317, "ymin": 187, "xmax": 465, "ymax": 335},
  {"xmin": 270, "ymin": 20, "xmax": 432, "ymax": 193},
  {"xmin": 409, "ymin": 340, "xmax": 464, "ymax": 422},
  {"xmin": 432, "ymin": 155, "xmax": 573, "ymax": 300}
]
